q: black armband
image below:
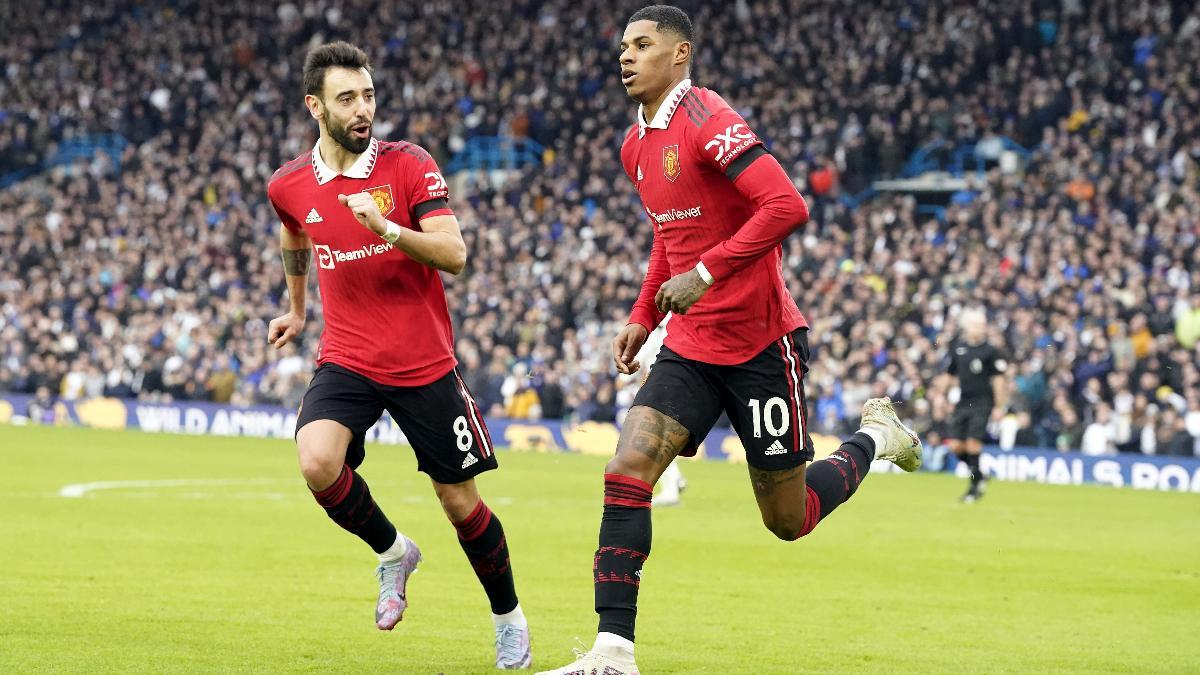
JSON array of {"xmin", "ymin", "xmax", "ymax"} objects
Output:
[
  {"xmin": 724, "ymin": 145, "xmax": 768, "ymax": 181},
  {"xmin": 413, "ymin": 198, "xmax": 451, "ymax": 219}
]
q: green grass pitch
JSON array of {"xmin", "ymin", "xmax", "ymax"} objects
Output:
[{"xmin": 2, "ymin": 424, "xmax": 1198, "ymax": 673}]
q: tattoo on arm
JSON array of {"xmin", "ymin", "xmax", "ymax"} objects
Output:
[
  {"xmin": 748, "ymin": 464, "xmax": 806, "ymax": 499},
  {"xmin": 282, "ymin": 248, "xmax": 310, "ymax": 276}
]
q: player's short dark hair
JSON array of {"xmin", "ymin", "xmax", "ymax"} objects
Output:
[
  {"xmin": 628, "ymin": 5, "xmax": 694, "ymax": 44},
  {"xmin": 302, "ymin": 41, "xmax": 372, "ymax": 99}
]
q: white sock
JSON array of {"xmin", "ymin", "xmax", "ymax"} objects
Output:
[
  {"xmin": 594, "ymin": 631, "xmax": 635, "ymax": 656},
  {"xmin": 492, "ymin": 603, "xmax": 527, "ymax": 628},
  {"xmin": 660, "ymin": 462, "xmax": 682, "ymax": 491},
  {"xmin": 857, "ymin": 427, "xmax": 886, "ymax": 457},
  {"xmin": 377, "ymin": 532, "xmax": 409, "ymax": 564},
  {"xmin": 655, "ymin": 463, "xmax": 682, "ymax": 501}
]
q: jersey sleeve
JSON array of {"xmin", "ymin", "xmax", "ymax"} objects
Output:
[
  {"xmin": 695, "ymin": 107, "xmax": 764, "ymax": 173},
  {"xmin": 628, "ymin": 221, "xmax": 670, "ymax": 333},
  {"xmin": 989, "ymin": 347, "xmax": 1009, "ymax": 377},
  {"xmin": 267, "ymin": 182, "xmax": 302, "ymax": 234},
  {"xmin": 400, "ymin": 145, "xmax": 454, "ymax": 221},
  {"xmin": 692, "ymin": 115, "xmax": 808, "ymax": 280}
]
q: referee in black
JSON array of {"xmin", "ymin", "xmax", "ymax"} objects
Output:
[{"xmin": 946, "ymin": 308, "xmax": 1009, "ymax": 502}]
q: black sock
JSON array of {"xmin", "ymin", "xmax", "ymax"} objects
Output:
[
  {"xmin": 311, "ymin": 465, "xmax": 397, "ymax": 553},
  {"xmin": 594, "ymin": 473, "xmax": 653, "ymax": 642},
  {"xmin": 963, "ymin": 453, "xmax": 983, "ymax": 483},
  {"xmin": 797, "ymin": 432, "xmax": 874, "ymax": 536},
  {"xmin": 454, "ymin": 500, "xmax": 518, "ymax": 615}
]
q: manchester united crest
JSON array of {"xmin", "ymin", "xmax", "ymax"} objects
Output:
[
  {"xmin": 364, "ymin": 184, "xmax": 395, "ymax": 217},
  {"xmin": 663, "ymin": 145, "xmax": 681, "ymax": 182}
]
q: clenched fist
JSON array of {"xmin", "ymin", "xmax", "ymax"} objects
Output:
[{"xmin": 338, "ymin": 192, "xmax": 386, "ymax": 235}]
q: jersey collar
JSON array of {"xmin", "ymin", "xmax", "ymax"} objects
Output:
[
  {"xmin": 637, "ymin": 78, "xmax": 692, "ymax": 139},
  {"xmin": 312, "ymin": 137, "xmax": 380, "ymax": 185}
]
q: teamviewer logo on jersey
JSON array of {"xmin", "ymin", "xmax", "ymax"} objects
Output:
[
  {"xmin": 311, "ymin": 242, "xmax": 394, "ymax": 271},
  {"xmin": 314, "ymin": 244, "xmax": 335, "ymax": 269}
]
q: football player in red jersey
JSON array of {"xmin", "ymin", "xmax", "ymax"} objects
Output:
[
  {"xmin": 266, "ymin": 42, "xmax": 530, "ymax": 669},
  {"xmin": 539, "ymin": 7, "xmax": 922, "ymax": 674}
]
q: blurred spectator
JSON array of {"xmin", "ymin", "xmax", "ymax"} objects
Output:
[
  {"xmin": 1156, "ymin": 407, "xmax": 1194, "ymax": 457},
  {"xmin": 1080, "ymin": 404, "xmax": 1117, "ymax": 456},
  {"xmin": 25, "ymin": 386, "xmax": 57, "ymax": 425}
]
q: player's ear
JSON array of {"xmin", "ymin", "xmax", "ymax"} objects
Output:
[
  {"xmin": 304, "ymin": 94, "xmax": 324, "ymax": 121},
  {"xmin": 674, "ymin": 40, "xmax": 691, "ymax": 68}
]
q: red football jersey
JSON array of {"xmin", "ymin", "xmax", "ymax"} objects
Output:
[
  {"xmin": 267, "ymin": 138, "xmax": 457, "ymax": 386},
  {"xmin": 621, "ymin": 80, "xmax": 808, "ymax": 365}
]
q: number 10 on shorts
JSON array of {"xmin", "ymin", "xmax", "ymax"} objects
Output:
[{"xmin": 747, "ymin": 397, "xmax": 790, "ymax": 438}]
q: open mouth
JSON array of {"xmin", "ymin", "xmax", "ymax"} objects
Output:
[
  {"xmin": 351, "ymin": 122, "xmax": 371, "ymax": 139},
  {"xmin": 621, "ymin": 69, "xmax": 637, "ymax": 86}
]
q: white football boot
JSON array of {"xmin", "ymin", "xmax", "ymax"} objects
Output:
[
  {"xmin": 536, "ymin": 641, "xmax": 638, "ymax": 675},
  {"xmin": 860, "ymin": 397, "xmax": 923, "ymax": 472}
]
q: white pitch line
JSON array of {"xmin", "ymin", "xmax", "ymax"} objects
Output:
[{"xmin": 59, "ymin": 478, "xmax": 277, "ymax": 498}]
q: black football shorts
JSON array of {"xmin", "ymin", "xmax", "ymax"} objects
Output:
[
  {"xmin": 632, "ymin": 328, "xmax": 815, "ymax": 470},
  {"xmin": 295, "ymin": 363, "xmax": 498, "ymax": 484},
  {"xmin": 948, "ymin": 400, "xmax": 991, "ymax": 442}
]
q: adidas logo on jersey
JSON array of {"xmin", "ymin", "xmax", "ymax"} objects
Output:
[
  {"xmin": 305, "ymin": 208, "xmax": 323, "ymax": 224},
  {"xmin": 764, "ymin": 440, "xmax": 787, "ymax": 456},
  {"xmin": 461, "ymin": 453, "xmax": 478, "ymax": 469}
]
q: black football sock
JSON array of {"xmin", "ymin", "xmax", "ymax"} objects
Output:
[
  {"xmin": 311, "ymin": 465, "xmax": 397, "ymax": 553},
  {"xmin": 594, "ymin": 473, "xmax": 653, "ymax": 642},
  {"xmin": 963, "ymin": 453, "xmax": 984, "ymax": 484},
  {"xmin": 453, "ymin": 500, "xmax": 519, "ymax": 615},
  {"xmin": 952, "ymin": 451, "xmax": 976, "ymax": 485},
  {"xmin": 796, "ymin": 432, "xmax": 875, "ymax": 537}
]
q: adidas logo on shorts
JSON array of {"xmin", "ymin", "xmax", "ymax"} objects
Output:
[
  {"xmin": 461, "ymin": 453, "xmax": 478, "ymax": 469},
  {"xmin": 764, "ymin": 440, "xmax": 787, "ymax": 456}
]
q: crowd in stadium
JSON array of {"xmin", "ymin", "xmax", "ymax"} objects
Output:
[{"xmin": 2, "ymin": 0, "xmax": 1200, "ymax": 457}]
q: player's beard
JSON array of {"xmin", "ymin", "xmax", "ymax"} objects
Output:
[{"xmin": 328, "ymin": 118, "xmax": 372, "ymax": 154}]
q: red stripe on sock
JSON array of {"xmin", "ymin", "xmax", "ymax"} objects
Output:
[
  {"xmin": 604, "ymin": 496, "xmax": 653, "ymax": 508},
  {"xmin": 604, "ymin": 473, "xmax": 653, "ymax": 496},
  {"xmin": 603, "ymin": 473, "xmax": 652, "ymax": 508},
  {"xmin": 594, "ymin": 570, "xmax": 642, "ymax": 587},
  {"xmin": 797, "ymin": 485, "xmax": 821, "ymax": 537},
  {"xmin": 454, "ymin": 500, "xmax": 493, "ymax": 540},
  {"xmin": 311, "ymin": 465, "xmax": 353, "ymax": 507}
]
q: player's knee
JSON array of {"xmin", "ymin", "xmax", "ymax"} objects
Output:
[
  {"xmin": 296, "ymin": 443, "xmax": 342, "ymax": 489},
  {"xmin": 604, "ymin": 452, "xmax": 657, "ymax": 484},
  {"xmin": 434, "ymin": 484, "xmax": 478, "ymax": 522},
  {"xmin": 762, "ymin": 512, "xmax": 805, "ymax": 541}
]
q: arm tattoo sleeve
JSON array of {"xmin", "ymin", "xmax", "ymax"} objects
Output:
[{"xmin": 282, "ymin": 247, "xmax": 311, "ymax": 276}]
